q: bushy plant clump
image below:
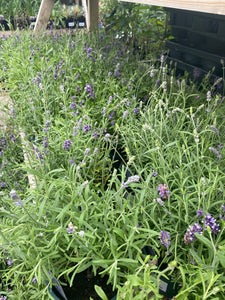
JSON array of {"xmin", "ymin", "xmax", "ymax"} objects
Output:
[
  {"xmin": 0, "ymin": 30, "xmax": 225, "ymax": 299},
  {"xmin": 99, "ymin": 0, "xmax": 168, "ymax": 54}
]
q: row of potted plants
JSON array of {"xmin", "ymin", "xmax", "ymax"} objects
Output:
[{"xmin": 0, "ymin": 2, "xmax": 85, "ymax": 30}]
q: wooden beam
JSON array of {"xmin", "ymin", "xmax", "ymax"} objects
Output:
[
  {"xmin": 119, "ymin": 0, "xmax": 225, "ymax": 15},
  {"xmin": 87, "ymin": 0, "xmax": 99, "ymax": 31},
  {"xmin": 34, "ymin": 0, "xmax": 55, "ymax": 33}
]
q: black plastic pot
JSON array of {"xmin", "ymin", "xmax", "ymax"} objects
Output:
[
  {"xmin": 77, "ymin": 16, "xmax": 86, "ymax": 28},
  {"xmin": 47, "ymin": 272, "xmax": 116, "ymax": 300},
  {"xmin": 65, "ymin": 17, "xmax": 77, "ymax": 29},
  {"xmin": 142, "ymin": 246, "xmax": 180, "ymax": 298},
  {"xmin": 0, "ymin": 20, "xmax": 10, "ymax": 31}
]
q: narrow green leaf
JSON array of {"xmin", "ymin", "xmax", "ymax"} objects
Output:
[
  {"xmin": 194, "ymin": 233, "xmax": 214, "ymax": 251},
  {"xmin": 94, "ymin": 285, "xmax": 108, "ymax": 300},
  {"xmin": 217, "ymin": 252, "xmax": 225, "ymax": 268}
]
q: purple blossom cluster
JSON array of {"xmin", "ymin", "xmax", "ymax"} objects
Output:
[
  {"xmin": 159, "ymin": 231, "xmax": 171, "ymax": 248},
  {"xmin": 184, "ymin": 223, "xmax": 203, "ymax": 245},
  {"xmin": 10, "ymin": 189, "xmax": 23, "ymax": 206},
  {"xmin": 123, "ymin": 110, "xmax": 128, "ymax": 118},
  {"xmin": 114, "ymin": 63, "xmax": 120, "ymax": 77},
  {"xmin": 43, "ymin": 120, "xmax": 51, "ymax": 133},
  {"xmin": 63, "ymin": 140, "xmax": 72, "ymax": 151},
  {"xmin": 122, "ymin": 175, "xmax": 140, "ymax": 188},
  {"xmin": 197, "ymin": 209, "xmax": 204, "ymax": 217},
  {"xmin": 209, "ymin": 144, "xmax": 223, "ymax": 159},
  {"xmin": 204, "ymin": 214, "xmax": 220, "ymax": 234},
  {"xmin": 66, "ymin": 221, "xmax": 77, "ymax": 234},
  {"xmin": 219, "ymin": 205, "xmax": 225, "ymax": 220},
  {"xmin": 70, "ymin": 98, "xmax": 79, "ymax": 116},
  {"xmin": 84, "ymin": 148, "xmax": 90, "ymax": 156},
  {"xmin": 69, "ymin": 159, "xmax": 76, "ymax": 165},
  {"xmin": 10, "ymin": 108, "xmax": 15, "ymax": 118},
  {"xmin": 34, "ymin": 147, "xmax": 43, "ymax": 161},
  {"xmin": 158, "ymin": 184, "xmax": 170, "ymax": 199},
  {"xmin": 156, "ymin": 198, "xmax": 164, "ymax": 206},
  {"xmin": 209, "ymin": 125, "xmax": 219, "ymax": 134},
  {"xmin": 32, "ymin": 277, "xmax": 37, "ymax": 284},
  {"xmin": 70, "ymin": 102, "xmax": 76, "ymax": 110},
  {"xmin": 152, "ymin": 170, "xmax": 158, "ymax": 177},
  {"xmin": 43, "ymin": 136, "xmax": 49, "ymax": 154},
  {"xmin": 76, "ymin": 85, "xmax": 81, "ymax": 92},
  {"xmin": 54, "ymin": 59, "xmax": 65, "ymax": 80},
  {"xmin": 10, "ymin": 134, "xmax": 15, "ymax": 143},
  {"xmin": 83, "ymin": 124, "xmax": 92, "ymax": 133},
  {"xmin": 104, "ymin": 133, "xmax": 110, "ymax": 142},
  {"xmin": 184, "ymin": 211, "xmax": 220, "ymax": 245},
  {"xmin": 86, "ymin": 47, "xmax": 92, "ymax": 58},
  {"xmin": 0, "ymin": 135, "xmax": 7, "ymax": 156},
  {"xmin": 32, "ymin": 72, "xmax": 41, "ymax": 85},
  {"xmin": 85, "ymin": 84, "xmax": 95, "ymax": 99}
]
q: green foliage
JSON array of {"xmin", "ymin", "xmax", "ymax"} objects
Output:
[
  {"xmin": 99, "ymin": 0, "xmax": 168, "ymax": 53},
  {"xmin": 0, "ymin": 28, "xmax": 225, "ymax": 299}
]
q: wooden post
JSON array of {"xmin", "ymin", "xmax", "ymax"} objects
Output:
[
  {"xmin": 87, "ymin": 0, "xmax": 99, "ymax": 31},
  {"xmin": 34, "ymin": 0, "xmax": 55, "ymax": 33},
  {"xmin": 82, "ymin": 0, "xmax": 88, "ymax": 23}
]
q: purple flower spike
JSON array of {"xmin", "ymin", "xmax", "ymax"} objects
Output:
[
  {"xmin": 104, "ymin": 133, "xmax": 110, "ymax": 142},
  {"xmin": 122, "ymin": 175, "xmax": 140, "ymax": 188},
  {"xmin": 156, "ymin": 198, "xmax": 164, "ymax": 206},
  {"xmin": 222, "ymin": 205, "xmax": 225, "ymax": 213},
  {"xmin": 10, "ymin": 108, "xmax": 15, "ymax": 118},
  {"xmin": 184, "ymin": 223, "xmax": 203, "ymax": 245},
  {"xmin": 63, "ymin": 140, "xmax": 72, "ymax": 151},
  {"xmin": 71, "ymin": 102, "xmax": 76, "ymax": 110},
  {"xmin": 123, "ymin": 110, "xmax": 128, "ymax": 118},
  {"xmin": 159, "ymin": 231, "xmax": 171, "ymax": 248},
  {"xmin": 85, "ymin": 84, "xmax": 93, "ymax": 93},
  {"xmin": 84, "ymin": 148, "xmax": 90, "ymax": 156},
  {"xmin": 10, "ymin": 189, "xmax": 19, "ymax": 201},
  {"xmin": 134, "ymin": 108, "xmax": 139, "ymax": 114},
  {"xmin": 7, "ymin": 260, "xmax": 12, "ymax": 265},
  {"xmin": 10, "ymin": 189, "xmax": 23, "ymax": 205},
  {"xmin": 83, "ymin": 124, "xmax": 91, "ymax": 132},
  {"xmin": 32, "ymin": 277, "xmax": 37, "ymax": 284},
  {"xmin": 152, "ymin": 170, "xmax": 158, "ymax": 177},
  {"xmin": 197, "ymin": 209, "xmax": 204, "ymax": 217},
  {"xmin": 158, "ymin": 184, "xmax": 170, "ymax": 199},
  {"xmin": 204, "ymin": 214, "xmax": 220, "ymax": 234}
]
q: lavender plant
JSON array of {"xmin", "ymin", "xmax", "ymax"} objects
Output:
[{"xmin": 0, "ymin": 29, "xmax": 225, "ymax": 299}]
